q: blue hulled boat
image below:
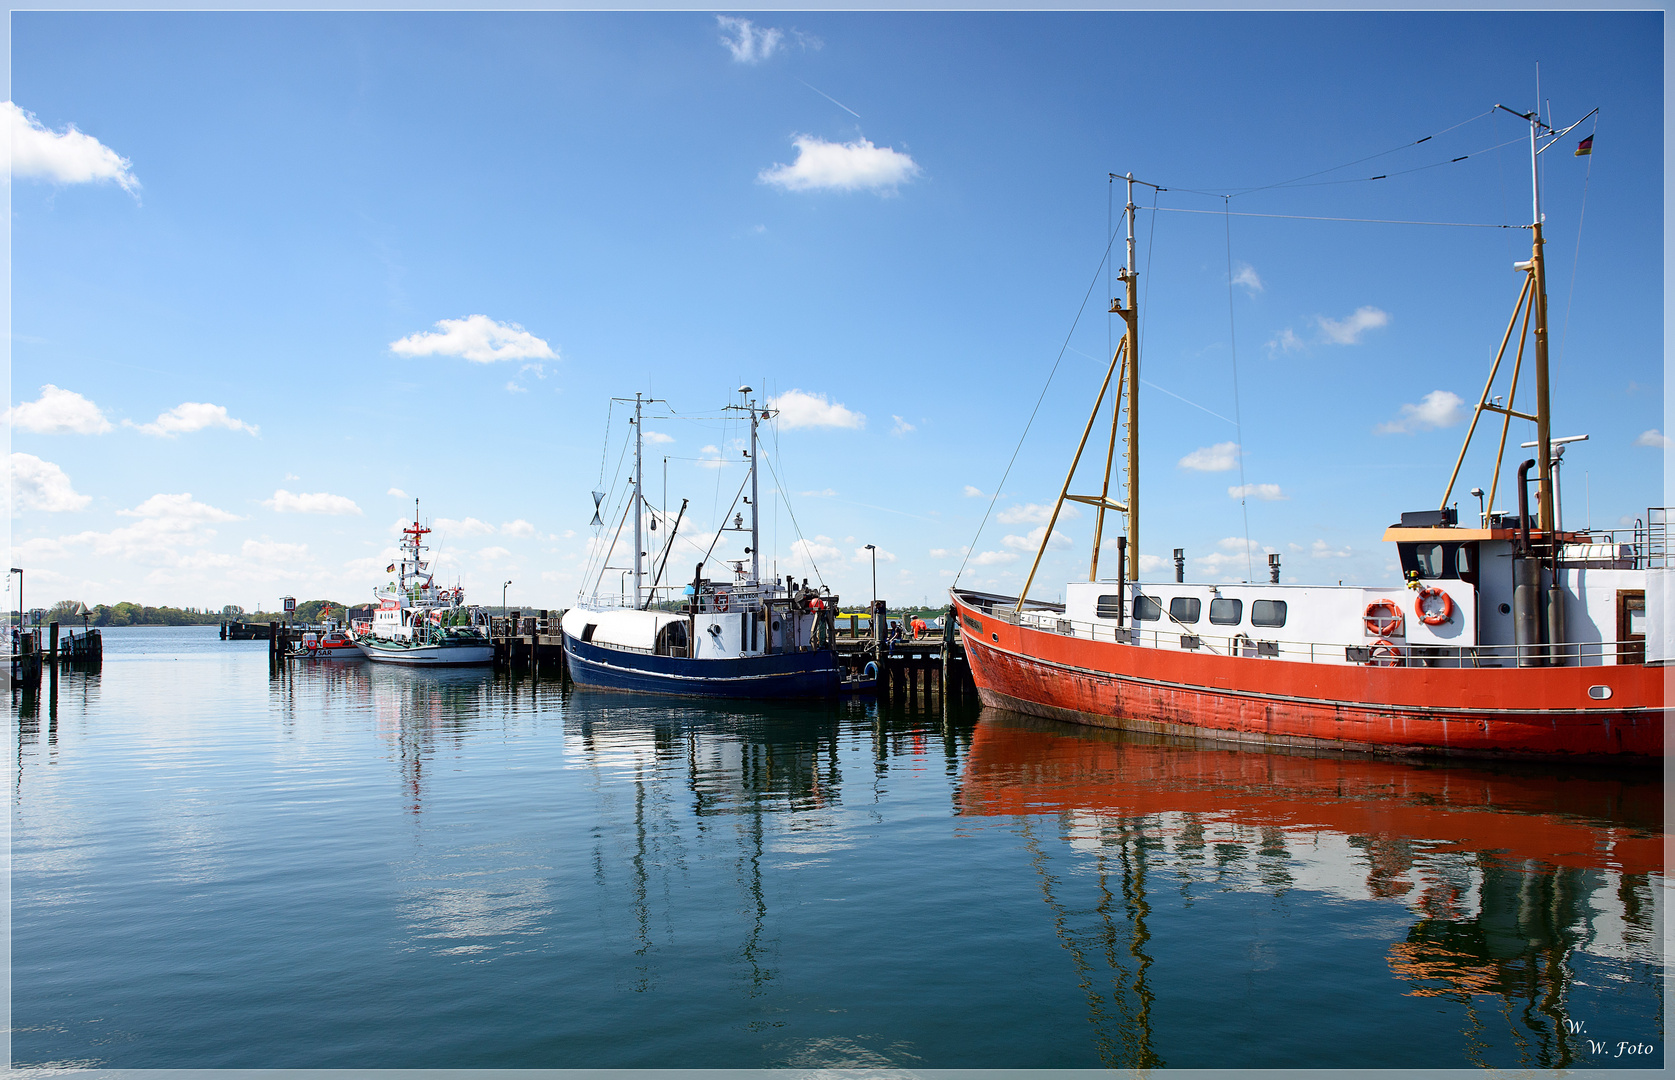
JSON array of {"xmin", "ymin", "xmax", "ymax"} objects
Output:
[{"xmin": 559, "ymin": 388, "xmax": 843, "ymax": 700}]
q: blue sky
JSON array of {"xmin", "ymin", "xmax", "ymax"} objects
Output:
[{"xmin": 6, "ymin": 10, "xmax": 1665, "ymax": 613}]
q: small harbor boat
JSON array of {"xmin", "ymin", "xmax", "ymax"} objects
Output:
[
  {"xmin": 560, "ymin": 388, "xmax": 843, "ymax": 698},
  {"xmin": 357, "ymin": 501, "xmax": 493, "ymax": 667},
  {"xmin": 952, "ymin": 104, "xmax": 1663, "ymax": 763}
]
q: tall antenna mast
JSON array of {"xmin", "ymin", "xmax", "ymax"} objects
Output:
[{"xmin": 632, "ymin": 391, "xmax": 644, "ymax": 606}]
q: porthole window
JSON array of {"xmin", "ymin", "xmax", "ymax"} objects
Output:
[
  {"xmin": 1133, "ymin": 595, "xmax": 1161, "ymax": 622},
  {"xmin": 1208, "ymin": 598, "xmax": 1242, "ymax": 626},
  {"xmin": 1251, "ymin": 599, "xmax": 1288, "ymax": 628},
  {"xmin": 1169, "ymin": 597, "xmax": 1201, "ymax": 624}
]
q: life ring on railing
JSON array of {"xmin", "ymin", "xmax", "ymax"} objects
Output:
[
  {"xmin": 1368, "ymin": 638, "xmax": 1403, "ymax": 667},
  {"xmin": 863, "ymin": 660, "xmax": 878, "ymax": 682},
  {"xmin": 1415, "ymin": 587, "xmax": 1454, "ymax": 626},
  {"xmin": 714, "ymin": 592, "xmax": 729, "ymax": 612},
  {"xmin": 1363, "ymin": 600, "xmax": 1404, "ymax": 637}
]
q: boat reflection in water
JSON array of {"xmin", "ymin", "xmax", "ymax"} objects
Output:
[{"xmin": 956, "ymin": 709, "xmax": 1663, "ymax": 1070}]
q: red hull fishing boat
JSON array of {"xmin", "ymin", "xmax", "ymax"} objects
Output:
[{"xmin": 952, "ymin": 104, "xmax": 1665, "ymax": 764}]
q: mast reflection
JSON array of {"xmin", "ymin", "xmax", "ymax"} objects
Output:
[{"xmin": 956, "ymin": 709, "xmax": 1662, "ymax": 1069}]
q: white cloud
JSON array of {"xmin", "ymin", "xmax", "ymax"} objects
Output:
[
  {"xmin": 8, "ymin": 453, "xmax": 91, "ymax": 512},
  {"xmin": 1003, "ymin": 526, "xmax": 1072, "ymax": 551},
  {"xmin": 769, "ymin": 389, "xmax": 866, "ymax": 430},
  {"xmin": 962, "ymin": 485, "xmax": 985, "ymax": 498},
  {"xmin": 759, "ymin": 135, "xmax": 921, "ymax": 194},
  {"xmin": 798, "ymin": 488, "xmax": 837, "ymax": 497},
  {"xmin": 1634, "ymin": 429, "xmax": 1672, "ymax": 448},
  {"xmin": 1316, "ymin": 306, "xmax": 1390, "ymax": 345},
  {"xmin": 389, "ymin": 488, "xmax": 409, "ymax": 498},
  {"xmin": 476, "ymin": 546, "xmax": 514, "ymax": 565},
  {"xmin": 1378, "ymin": 390, "xmax": 1465, "ymax": 434},
  {"xmin": 1311, "ymin": 539, "xmax": 1352, "ymax": 558},
  {"xmin": 1138, "ymin": 553, "xmax": 1166, "ymax": 574},
  {"xmin": 972, "ymin": 550, "xmax": 1018, "ymax": 566},
  {"xmin": 1267, "ymin": 328, "xmax": 1305, "ymax": 355},
  {"xmin": 1228, "ymin": 483, "xmax": 1287, "ymax": 501},
  {"xmin": 854, "ymin": 546, "xmax": 896, "ymax": 562},
  {"xmin": 118, "ymin": 493, "xmax": 241, "ymax": 522},
  {"xmin": 129, "ymin": 402, "xmax": 258, "ymax": 437},
  {"xmin": 1178, "ymin": 441, "xmax": 1240, "ymax": 472},
  {"xmin": 643, "ymin": 430, "xmax": 675, "ymax": 444},
  {"xmin": 501, "ymin": 519, "xmax": 536, "ymax": 538},
  {"xmin": 435, "ymin": 517, "xmax": 495, "ymax": 536},
  {"xmin": 997, "ymin": 503, "xmax": 1080, "ymax": 525},
  {"xmin": 505, "ymin": 381, "xmax": 528, "ymax": 394},
  {"xmin": 790, "ymin": 536, "xmax": 843, "ymax": 565},
  {"xmin": 6, "ymin": 101, "xmax": 139, "ymax": 194},
  {"xmin": 891, "ymin": 415, "xmax": 915, "ymax": 437},
  {"xmin": 243, "ymin": 538, "xmax": 309, "ymax": 564},
  {"xmin": 929, "ymin": 548, "xmax": 950, "ymax": 558},
  {"xmin": 389, "ymin": 314, "xmax": 557, "ymax": 364},
  {"xmin": 263, "ymin": 489, "xmax": 362, "ymax": 516},
  {"xmin": 696, "ymin": 444, "xmax": 729, "ymax": 469},
  {"xmin": 1232, "ymin": 263, "xmax": 1263, "ymax": 294},
  {"xmin": 716, "ymin": 15, "xmax": 783, "ymax": 63},
  {"xmin": 4, "ymin": 384, "xmax": 113, "ymax": 434}
]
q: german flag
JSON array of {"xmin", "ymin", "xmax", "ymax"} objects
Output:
[{"xmin": 1575, "ymin": 135, "xmax": 1594, "ymax": 157}]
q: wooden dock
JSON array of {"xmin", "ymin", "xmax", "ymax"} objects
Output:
[
  {"xmin": 10, "ymin": 622, "xmax": 104, "ymax": 694},
  {"xmin": 260, "ymin": 602, "xmax": 977, "ymax": 706}
]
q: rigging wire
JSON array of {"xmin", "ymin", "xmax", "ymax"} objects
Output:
[
  {"xmin": 953, "ymin": 212, "xmax": 1124, "ymax": 586},
  {"xmin": 759, "ymin": 450, "xmax": 826, "ymax": 589},
  {"xmin": 1224, "ymin": 198, "xmax": 1254, "ymax": 583},
  {"xmin": 1553, "ymin": 111, "xmax": 1598, "ymax": 385},
  {"xmin": 1154, "ymin": 206, "xmax": 1519, "ymax": 229},
  {"xmin": 1225, "ymin": 109, "xmax": 1496, "ymax": 198}
]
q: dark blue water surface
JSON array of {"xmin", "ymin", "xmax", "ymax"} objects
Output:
[{"xmin": 11, "ymin": 626, "xmax": 1665, "ymax": 1069}]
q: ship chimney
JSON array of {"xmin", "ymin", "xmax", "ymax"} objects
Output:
[{"xmin": 1267, "ymin": 553, "xmax": 1281, "ymax": 584}]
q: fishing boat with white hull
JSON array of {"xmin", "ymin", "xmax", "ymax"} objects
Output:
[
  {"xmin": 357, "ymin": 501, "xmax": 493, "ymax": 667},
  {"xmin": 952, "ymin": 104, "xmax": 1665, "ymax": 764},
  {"xmin": 560, "ymin": 388, "xmax": 842, "ymax": 699}
]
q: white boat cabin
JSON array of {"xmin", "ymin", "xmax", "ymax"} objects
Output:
[
  {"xmin": 562, "ymin": 575, "xmax": 837, "ymax": 661},
  {"xmin": 1029, "ymin": 517, "xmax": 1664, "ymax": 669}
]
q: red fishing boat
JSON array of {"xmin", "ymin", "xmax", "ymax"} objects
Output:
[{"xmin": 952, "ymin": 105, "xmax": 1665, "ymax": 764}]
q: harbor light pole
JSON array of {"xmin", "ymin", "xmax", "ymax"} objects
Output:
[
  {"xmin": 865, "ymin": 545, "xmax": 877, "ymax": 607},
  {"xmin": 502, "ymin": 580, "xmax": 511, "ymax": 617}
]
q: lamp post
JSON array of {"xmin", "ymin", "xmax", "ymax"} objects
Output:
[
  {"xmin": 864, "ymin": 545, "xmax": 877, "ymax": 608},
  {"xmin": 1470, "ymin": 487, "xmax": 1486, "ymax": 528},
  {"xmin": 502, "ymin": 580, "xmax": 512, "ymax": 618}
]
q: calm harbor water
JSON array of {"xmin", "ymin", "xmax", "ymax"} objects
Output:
[{"xmin": 12, "ymin": 626, "xmax": 1665, "ymax": 1070}]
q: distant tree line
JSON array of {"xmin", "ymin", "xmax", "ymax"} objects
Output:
[{"xmin": 44, "ymin": 600, "xmax": 368, "ymax": 627}]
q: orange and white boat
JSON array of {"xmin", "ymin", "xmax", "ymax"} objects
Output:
[{"xmin": 952, "ymin": 105, "xmax": 1665, "ymax": 764}]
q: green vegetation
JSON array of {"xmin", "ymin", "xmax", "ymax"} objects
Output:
[{"xmin": 45, "ymin": 599, "xmax": 357, "ymax": 627}]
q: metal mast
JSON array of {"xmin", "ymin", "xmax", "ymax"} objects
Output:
[
  {"xmin": 632, "ymin": 391, "xmax": 644, "ymax": 607},
  {"xmin": 1123, "ymin": 173, "xmax": 1140, "ymax": 581},
  {"xmin": 1524, "ymin": 110, "xmax": 1556, "ymax": 533},
  {"xmin": 748, "ymin": 393, "xmax": 761, "ymax": 586}
]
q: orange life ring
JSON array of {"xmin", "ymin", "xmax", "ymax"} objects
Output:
[
  {"xmin": 1368, "ymin": 638, "xmax": 1403, "ymax": 667},
  {"xmin": 714, "ymin": 592, "xmax": 729, "ymax": 612},
  {"xmin": 1364, "ymin": 600, "xmax": 1404, "ymax": 637},
  {"xmin": 1415, "ymin": 587, "xmax": 1454, "ymax": 626}
]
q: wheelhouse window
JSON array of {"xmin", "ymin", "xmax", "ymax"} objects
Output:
[
  {"xmin": 1399, "ymin": 541, "xmax": 1466, "ymax": 581},
  {"xmin": 1169, "ymin": 597, "xmax": 1201, "ymax": 624},
  {"xmin": 1208, "ymin": 598, "xmax": 1242, "ymax": 625},
  {"xmin": 1133, "ymin": 595, "xmax": 1161, "ymax": 622},
  {"xmin": 1095, "ymin": 595, "xmax": 1124, "ymax": 620},
  {"xmin": 1251, "ymin": 600, "xmax": 1287, "ymax": 628}
]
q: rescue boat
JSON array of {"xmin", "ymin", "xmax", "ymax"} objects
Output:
[{"xmin": 951, "ymin": 105, "xmax": 1664, "ymax": 764}]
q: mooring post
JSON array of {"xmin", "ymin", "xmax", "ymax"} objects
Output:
[{"xmin": 49, "ymin": 621, "xmax": 59, "ymax": 665}]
